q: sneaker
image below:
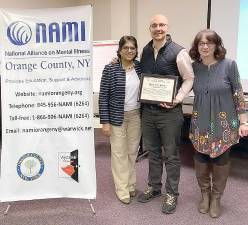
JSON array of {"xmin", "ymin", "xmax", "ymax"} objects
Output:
[
  {"xmin": 162, "ymin": 193, "xmax": 178, "ymax": 214},
  {"xmin": 137, "ymin": 186, "xmax": 161, "ymax": 203},
  {"xmin": 119, "ymin": 198, "xmax": 130, "ymax": 204},
  {"xmin": 129, "ymin": 191, "xmax": 137, "ymax": 198}
]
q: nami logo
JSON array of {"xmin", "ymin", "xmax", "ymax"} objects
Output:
[
  {"xmin": 17, "ymin": 153, "xmax": 45, "ymax": 181},
  {"xmin": 58, "ymin": 150, "xmax": 79, "ymax": 182},
  {"xmin": 7, "ymin": 21, "xmax": 32, "ymax": 45},
  {"xmin": 6, "ymin": 20, "xmax": 86, "ymax": 45}
]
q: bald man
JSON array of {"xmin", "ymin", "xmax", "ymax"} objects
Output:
[{"xmin": 137, "ymin": 14, "xmax": 194, "ymax": 214}]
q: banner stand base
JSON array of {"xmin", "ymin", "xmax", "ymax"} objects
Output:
[
  {"xmin": 88, "ymin": 199, "xmax": 96, "ymax": 215},
  {"xmin": 3, "ymin": 200, "xmax": 96, "ymax": 216},
  {"xmin": 4, "ymin": 203, "xmax": 11, "ymax": 216}
]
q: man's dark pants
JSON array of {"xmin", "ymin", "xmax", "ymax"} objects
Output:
[{"xmin": 142, "ymin": 105, "xmax": 184, "ymax": 196}]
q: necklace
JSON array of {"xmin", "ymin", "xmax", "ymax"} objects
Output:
[
  {"xmin": 122, "ymin": 63, "xmax": 134, "ymax": 71},
  {"xmin": 125, "ymin": 65, "xmax": 134, "ymax": 71}
]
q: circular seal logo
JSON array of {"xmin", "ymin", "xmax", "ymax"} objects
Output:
[
  {"xmin": 7, "ymin": 21, "xmax": 32, "ymax": 45},
  {"xmin": 17, "ymin": 153, "xmax": 45, "ymax": 181}
]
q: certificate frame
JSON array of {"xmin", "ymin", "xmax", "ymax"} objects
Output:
[{"xmin": 139, "ymin": 74, "xmax": 178, "ymax": 104}]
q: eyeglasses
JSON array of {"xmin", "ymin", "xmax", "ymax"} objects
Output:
[
  {"xmin": 150, "ymin": 23, "xmax": 167, "ymax": 29},
  {"xmin": 122, "ymin": 46, "xmax": 136, "ymax": 51},
  {"xmin": 198, "ymin": 41, "xmax": 215, "ymax": 47}
]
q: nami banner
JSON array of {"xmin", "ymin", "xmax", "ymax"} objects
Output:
[{"xmin": 0, "ymin": 5, "xmax": 96, "ymax": 202}]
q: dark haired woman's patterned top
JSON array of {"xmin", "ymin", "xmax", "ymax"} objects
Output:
[{"xmin": 189, "ymin": 58, "xmax": 246, "ymax": 158}]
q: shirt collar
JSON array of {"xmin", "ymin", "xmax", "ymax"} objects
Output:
[{"xmin": 152, "ymin": 39, "xmax": 166, "ymax": 51}]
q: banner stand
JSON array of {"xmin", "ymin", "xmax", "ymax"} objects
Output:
[
  {"xmin": 0, "ymin": 5, "xmax": 96, "ymax": 208},
  {"xmin": 3, "ymin": 199, "xmax": 96, "ymax": 216},
  {"xmin": 4, "ymin": 203, "xmax": 11, "ymax": 215},
  {"xmin": 88, "ymin": 199, "xmax": 96, "ymax": 214}
]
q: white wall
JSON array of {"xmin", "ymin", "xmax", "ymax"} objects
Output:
[
  {"xmin": 110, "ymin": 0, "xmax": 131, "ymax": 39},
  {"xmin": 136, "ymin": 0, "xmax": 208, "ymax": 51},
  {"xmin": 80, "ymin": 0, "xmax": 112, "ymax": 41},
  {"xmin": 211, "ymin": 0, "xmax": 240, "ymax": 59}
]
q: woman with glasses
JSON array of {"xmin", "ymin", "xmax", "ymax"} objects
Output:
[
  {"xmin": 189, "ymin": 29, "xmax": 248, "ymax": 218},
  {"xmin": 99, "ymin": 35, "xmax": 141, "ymax": 204}
]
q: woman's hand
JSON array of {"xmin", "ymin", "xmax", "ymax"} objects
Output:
[
  {"xmin": 159, "ymin": 98, "xmax": 181, "ymax": 109},
  {"xmin": 102, "ymin": 123, "xmax": 112, "ymax": 137},
  {"xmin": 239, "ymin": 124, "xmax": 248, "ymax": 137}
]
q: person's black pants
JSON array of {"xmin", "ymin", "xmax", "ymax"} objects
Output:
[{"xmin": 142, "ymin": 105, "xmax": 184, "ymax": 196}]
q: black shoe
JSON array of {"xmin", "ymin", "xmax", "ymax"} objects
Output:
[
  {"xmin": 162, "ymin": 193, "xmax": 178, "ymax": 214},
  {"xmin": 137, "ymin": 186, "xmax": 161, "ymax": 203}
]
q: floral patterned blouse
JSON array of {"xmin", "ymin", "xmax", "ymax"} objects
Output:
[{"xmin": 189, "ymin": 59, "xmax": 246, "ymax": 158}]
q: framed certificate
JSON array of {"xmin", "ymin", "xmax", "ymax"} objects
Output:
[{"xmin": 139, "ymin": 74, "xmax": 178, "ymax": 104}]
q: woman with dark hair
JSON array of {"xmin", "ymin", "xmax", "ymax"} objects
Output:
[
  {"xmin": 189, "ymin": 29, "xmax": 248, "ymax": 218},
  {"xmin": 99, "ymin": 36, "xmax": 141, "ymax": 204}
]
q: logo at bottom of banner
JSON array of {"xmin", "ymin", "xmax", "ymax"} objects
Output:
[
  {"xmin": 58, "ymin": 149, "xmax": 79, "ymax": 182},
  {"xmin": 17, "ymin": 153, "xmax": 45, "ymax": 181}
]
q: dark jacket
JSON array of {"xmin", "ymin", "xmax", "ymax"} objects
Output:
[{"xmin": 99, "ymin": 60, "xmax": 142, "ymax": 126}]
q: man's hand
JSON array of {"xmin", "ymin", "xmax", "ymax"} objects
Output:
[
  {"xmin": 102, "ymin": 123, "xmax": 112, "ymax": 137},
  {"xmin": 159, "ymin": 102, "xmax": 173, "ymax": 108},
  {"xmin": 110, "ymin": 57, "xmax": 118, "ymax": 64}
]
